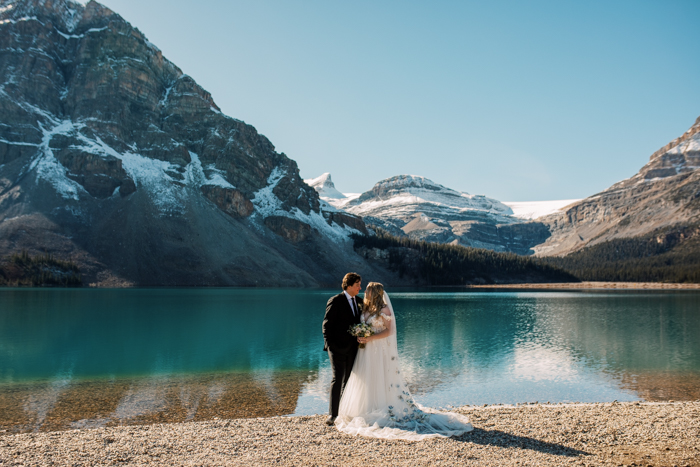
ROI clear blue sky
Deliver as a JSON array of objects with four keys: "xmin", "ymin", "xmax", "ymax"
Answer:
[{"xmin": 99, "ymin": 0, "xmax": 700, "ymax": 201}]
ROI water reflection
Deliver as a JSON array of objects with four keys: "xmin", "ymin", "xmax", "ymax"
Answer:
[
  {"xmin": 1, "ymin": 288, "xmax": 699, "ymax": 433},
  {"xmin": 526, "ymin": 292, "xmax": 700, "ymax": 401},
  {"xmin": 1, "ymin": 371, "xmax": 312, "ymax": 433},
  {"xmin": 383, "ymin": 291, "xmax": 700, "ymax": 407}
]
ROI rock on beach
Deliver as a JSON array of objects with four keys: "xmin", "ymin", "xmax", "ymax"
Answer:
[{"xmin": 1, "ymin": 401, "xmax": 699, "ymax": 466}]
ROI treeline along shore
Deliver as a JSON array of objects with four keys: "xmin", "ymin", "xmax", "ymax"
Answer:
[
  {"xmin": 353, "ymin": 225, "xmax": 700, "ymax": 286},
  {"xmin": 2, "ymin": 223, "xmax": 699, "ymax": 287}
]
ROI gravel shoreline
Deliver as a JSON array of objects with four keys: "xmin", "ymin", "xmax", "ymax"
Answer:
[
  {"xmin": 1, "ymin": 401, "xmax": 698, "ymax": 466},
  {"xmin": 467, "ymin": 282, "xmax": 700, "ymax": 289}
]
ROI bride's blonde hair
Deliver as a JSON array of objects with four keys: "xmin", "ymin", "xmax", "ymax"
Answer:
[{"xmin": 363, "ymin": 282, "xmax": 386, "ymax": 318}]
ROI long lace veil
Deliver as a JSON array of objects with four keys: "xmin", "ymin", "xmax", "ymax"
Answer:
[{"xmin": 383, "ymin": 291, "xmax": 399, "ymax": 357}]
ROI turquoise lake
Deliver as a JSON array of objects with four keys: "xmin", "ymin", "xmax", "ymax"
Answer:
[{"xmin": 1, "ymin": 288, "xmax": 699, "ymax": 433}]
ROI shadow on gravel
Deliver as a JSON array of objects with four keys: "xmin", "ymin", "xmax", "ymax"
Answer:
[{"xmin": 456, "ymin": 428, "xmax": 590, "ymax": 457}]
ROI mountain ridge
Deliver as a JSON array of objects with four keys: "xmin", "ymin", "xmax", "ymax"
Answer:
[
  {"xmin": 534, "ymin": 116, "xmax": 700, "ymax": 257},
  {"xmin": 307, "ymin": 174, "xmax": 552, "ymax": 255}
]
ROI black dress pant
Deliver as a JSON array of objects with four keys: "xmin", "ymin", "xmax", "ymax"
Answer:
[{"xmin": 328, "ymin": 349, "xmax": 357, "ymax": 417}]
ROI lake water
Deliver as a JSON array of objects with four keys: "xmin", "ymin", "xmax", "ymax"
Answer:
[{"xmin": 1, "ymin": 288, "xmax": 699, "ymax": 433}]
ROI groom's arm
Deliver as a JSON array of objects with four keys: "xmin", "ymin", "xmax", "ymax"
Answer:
[
  {"xmin": 322, "ymin": 297, "xmax": 339, "ymax": 336},
  {"xmin": 322, "ymin": 295, "xmax": 343, "ymax": 350}
]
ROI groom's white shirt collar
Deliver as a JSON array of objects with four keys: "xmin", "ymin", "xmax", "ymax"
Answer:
[{"xmin": 343, "ymin": 290, "xmax": 357, "ymax": 314}]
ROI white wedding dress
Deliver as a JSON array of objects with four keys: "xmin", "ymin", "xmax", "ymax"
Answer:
[{"xmin": 335, "ymin": 292, "xmax": 473, "ymax": 441}]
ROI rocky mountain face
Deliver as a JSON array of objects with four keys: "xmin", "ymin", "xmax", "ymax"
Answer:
[
  {"xmin": 535, "ymin": 116, "xmax": 700, "ymax": 256},
  {"xmin": 311, "ymin": 174, "xmax": 551, "ymax": 255},
  {"xmin": 0, "ymin": 0, "xmax": 383, "ymax": 286}
]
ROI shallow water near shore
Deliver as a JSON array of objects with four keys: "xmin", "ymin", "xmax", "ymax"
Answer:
[{"xmin": 1, "ymin": 287, "xmax": 699, "ymax": 433}]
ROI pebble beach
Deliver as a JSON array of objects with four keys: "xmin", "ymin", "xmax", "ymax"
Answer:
[
  {"xmin": 467, "ymin": 282, "xmax": 700, "ymax": 290},
  {"xmin": 1, "ymin": 401, "xmax": 698, "ymax": 467}
]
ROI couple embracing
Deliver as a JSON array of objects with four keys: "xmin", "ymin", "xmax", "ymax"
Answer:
[{"xmin": 322, "ymin": 272, "xmax": 473, "ymax": 441}]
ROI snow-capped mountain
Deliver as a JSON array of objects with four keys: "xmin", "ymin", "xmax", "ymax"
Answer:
[
  {"xmin": 534, "ymin": 116, "xmax": 700, "ymax": 256},
  {"xmin": 337, "ymin": 174, "xmax": 514, "ymax": 218},
  {"xmin": 304, "ymin": 173, "xmax": 346, "ymax": 199},
  {"xmin": 308, "ymin": 174, "xmax": 551, "ymax": 255},
  {"xmin": 0, "ymin": 0, "xmax": 382, "ymax": 286}
]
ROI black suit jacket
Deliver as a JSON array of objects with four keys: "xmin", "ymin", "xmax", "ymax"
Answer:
[{"xmin": 322, "ymin": 292, "xmax": 362, "ymax": 356}]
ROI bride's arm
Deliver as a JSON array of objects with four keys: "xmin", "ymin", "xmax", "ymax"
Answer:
[{"xmin": 363, "ymin": 307, "xmax": 393, "ymax": 342}]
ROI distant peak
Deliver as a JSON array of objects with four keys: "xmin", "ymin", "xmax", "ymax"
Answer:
[
  {"xmin": 369, "ymin": 174, "xmax": 461, "ymax": 197},
  {"xmin": 306, "ymin": 172, "xmax": 333, "ymax": 188},
  {"xmin": 304, "ymin": 173, "xmax": 346, "ymax": 199},
  {"xmin": 375, "ymin": 174, "xmax": 438, "ymax": 188}
]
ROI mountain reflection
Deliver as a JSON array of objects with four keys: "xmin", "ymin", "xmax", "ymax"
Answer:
[
  {"xmin": 527, "ymin": 292, "xmax": 700, "ymax": 400},
  {"xmin": 387, "ymin": 291, "xmax": 700, "ymax": 405},
  {"xmin": 529, "ymin": 292, "xmax": 700, "ymax": 372},
  {"xmin": 0, "ymin": 371, "xmax": 310, "ymax": 434}
]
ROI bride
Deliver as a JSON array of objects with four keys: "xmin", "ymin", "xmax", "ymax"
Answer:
[{"xmin": 334, "ymin": 282, "xmax": 473, "ymax": 440}]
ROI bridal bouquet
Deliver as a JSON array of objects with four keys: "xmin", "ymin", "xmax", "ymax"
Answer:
[{"xmin": 349, "ymin": 323, "xmax": 373, "ymax": 348}]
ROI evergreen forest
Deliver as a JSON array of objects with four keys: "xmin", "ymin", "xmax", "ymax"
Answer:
[
  {"xmin": 0, "ymin": 251, "xmax": 82, "ymax": 287},
  {"xmin": 352, "ymin": 229, "xmax": 578, "ymax": 285},
  {"xmin": 541, "ymin": 224, "xmax": 700, "ymax": 283}
]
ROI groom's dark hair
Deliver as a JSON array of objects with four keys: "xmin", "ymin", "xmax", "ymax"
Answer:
[{"xmin": 342, "ymin": 272, "xmax": 362, "ymax": 290}]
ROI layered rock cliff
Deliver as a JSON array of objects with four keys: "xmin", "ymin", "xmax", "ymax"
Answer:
[
  {"xmin": 535, "ymin": 116, "xmax": 700, "ymax": 256},
  {"xmin": 0, "ymin": 0, "xmax": 378, "ymax": 286}
]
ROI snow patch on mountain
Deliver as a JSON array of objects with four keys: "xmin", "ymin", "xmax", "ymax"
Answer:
[
  {"xmin": 0, "ymin": 0, "xmax": 87, "ymax": 32},
  {"xmin": 184, "ymin": 152, "xmax": 235, "ymax": 189},
  {"xmin": 252, "ymin": 167, "xmax": 286, "ymax": 217},
  {"xmin": 118, "ymin": 152, "xmax": 184, "ymax": 212},
  {"xmin": 318, "ymin": 199, "xmax": 340, "ymax": 213},
  {"xmin": 61, "ymin": 0, "xmax": 84, "ymax": 32},
  {"xmin": 503, "ymin": 199, "xmax": 580, "ymax": 220},
  {"xmin": 67, "ymin": 132, "xmax": 192, "ymax": 213},
  {"xmin": 661, "ymin": 131, "xmax": 700, "ymax": 165},
  {"xmin": 257, "ymin": 169, "xmax": 361, "ymax": 242},
  {"xmin": 0, "ymin": 15, "xmax": 38, "ymax": 25},
  {"xmin": 24, "ymin": 118, "xmax": 242, "ymax": 214},
  {"xmin": 302, "ymin": 208, "xmax": 359, "ymax": 243},
  {"xmin": 32, "ymin": 120, "xmax": 84, "ymax": 201}
]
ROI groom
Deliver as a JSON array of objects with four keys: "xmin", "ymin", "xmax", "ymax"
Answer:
[{"xmin": 322, "ymin": 272, "xmax": 363, "ymax": 426}]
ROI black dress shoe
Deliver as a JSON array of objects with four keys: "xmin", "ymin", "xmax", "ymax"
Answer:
[{"xmin": 325, "ymin": 416, "xmax": 336, "ymax": 426}]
